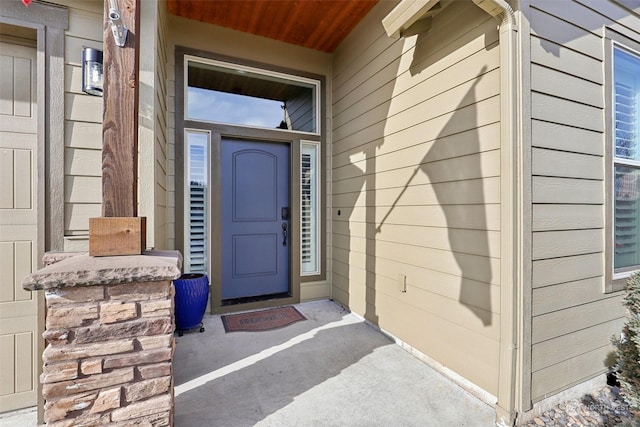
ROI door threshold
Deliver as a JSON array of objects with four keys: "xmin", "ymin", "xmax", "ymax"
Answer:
[{"xmin": 221, "ymin": 292, "xmax": 291, "ymax": 307}]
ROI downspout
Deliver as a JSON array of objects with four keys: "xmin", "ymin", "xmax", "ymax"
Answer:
[{"xmin": 471, "ymin": 1, "xmax": 520, "ymax": 426}]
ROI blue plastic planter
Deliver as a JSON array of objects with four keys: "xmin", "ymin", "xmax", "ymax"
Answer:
[{"xmin": 173, "ymin": 273, "xmax": 209, "ymax": 333}]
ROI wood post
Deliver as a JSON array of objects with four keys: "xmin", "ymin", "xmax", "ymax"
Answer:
[
  {"xmin": 102, "ymin": 0, "xmax": 140, "ymax": 218},
  {"xmin": 90, "ymin": 0, "xmax": 145, "ymax": 256}
]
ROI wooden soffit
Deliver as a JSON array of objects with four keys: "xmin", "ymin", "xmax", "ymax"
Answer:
[{"xmin": 166, "ymin": 0, "xmax": 379, "ymax": 52}]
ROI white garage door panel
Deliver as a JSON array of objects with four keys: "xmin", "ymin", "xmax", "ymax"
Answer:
[
  {"xmin": 0, "ymin": 41, "xmax": 39, "ymax": 413},
  {"xmin": 0, "ymin": 43, "xmax": 36, "ymax": 134},
  {"xmin": 0, "ymin": 132, "xmax": 37, "ymax": 226}
]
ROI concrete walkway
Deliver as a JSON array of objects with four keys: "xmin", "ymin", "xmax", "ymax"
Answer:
[{"xmin": 174, "ymin": 299, "xmax": 495, "ymax": 427}]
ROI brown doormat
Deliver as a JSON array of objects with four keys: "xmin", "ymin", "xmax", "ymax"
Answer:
[{"xmin": 221, "ymin": 306, "xmax": 306, "ymax": 333}]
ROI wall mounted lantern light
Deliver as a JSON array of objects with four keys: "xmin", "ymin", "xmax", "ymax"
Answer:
[{"xmin": 82, "ymin": 47, "xmax": 103, "ymax": 96}]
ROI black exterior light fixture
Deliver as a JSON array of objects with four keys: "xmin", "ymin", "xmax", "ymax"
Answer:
[{"xmin": 82, "ymin": 47, "xmax": 103, "ymax": 96}]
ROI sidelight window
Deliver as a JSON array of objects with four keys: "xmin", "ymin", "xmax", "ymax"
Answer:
[
  {"xmin": 185, "ymin": 130, "xmax": 209, "ymax": 274},
  {"xmin": 301, "ymin": 142, "xmax": 320, "ymax": 275}
]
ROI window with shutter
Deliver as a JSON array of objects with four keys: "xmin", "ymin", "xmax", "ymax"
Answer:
[
  {"xmin": 613, "ymin": 46, "xmax": 640, "ymax": 275},
  {"xmin": 301, "ymin": 142, "xmax": 319, "ymax": 275},
  {"xmin": 186, "ymin": 131, "xmax": 209, "ymax": 273}
]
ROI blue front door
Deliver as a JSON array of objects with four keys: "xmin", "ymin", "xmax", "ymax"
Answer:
[{"xmin": 221, "ymin": 139, "xmax": 290, "ymax": 300}]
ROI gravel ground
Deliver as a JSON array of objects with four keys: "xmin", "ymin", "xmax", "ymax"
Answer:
[{"xmin": 523, "ymin": 386, "xmax": 637, "ymax": 426}]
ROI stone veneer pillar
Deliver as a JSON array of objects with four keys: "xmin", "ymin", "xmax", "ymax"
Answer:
[{"xmin": 22, "ymin": 250, "xmax": 181, "ymax": 426}]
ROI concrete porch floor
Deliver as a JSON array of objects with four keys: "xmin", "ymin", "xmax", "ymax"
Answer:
[
  {"xmin": 174, "ymin": 299, "xmax": 495, "ymax": 426},
  {"xmin": 0, "ymin": 299, "xmax": 496, "ymax": 426}
]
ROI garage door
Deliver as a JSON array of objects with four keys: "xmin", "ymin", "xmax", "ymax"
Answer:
[{"xmin": 0, "ymin": 41, "xmax": 39, "ymax": 413}]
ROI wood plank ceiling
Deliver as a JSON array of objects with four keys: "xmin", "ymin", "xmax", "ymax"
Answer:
[{"xmin": 166, "ymin": 0, "xmax": 379, "ymax": 52}]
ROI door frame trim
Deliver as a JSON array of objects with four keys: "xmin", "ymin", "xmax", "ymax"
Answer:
[
  {"xmin": 194, "ymin": 124, "xmax": 304, "ymax": 314},
  {"xmin": 176, "ymin": 47, "xmax": 326, "ymax": 313},
  {"xmin": 213, "ymin": 133, "xmax": 300, "ymax": 312}
]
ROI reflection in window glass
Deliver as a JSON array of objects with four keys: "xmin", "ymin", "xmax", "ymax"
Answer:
[
  {"xmin": 613, "ymin": 46, "xmax": 640, "ymax": 272},
  {"xmin": 188, "ymin": 87, "xmax": 283, "ymax": 128},
  {"xmin": 187, "ymin": 59, "xmax": 318, "ymax": 133}
]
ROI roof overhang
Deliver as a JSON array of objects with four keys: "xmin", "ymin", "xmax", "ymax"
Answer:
[
  {"xmin": 381, "ymin": 0, "xmax": 442, "ymax": 39},
  {"xmin": 166, "ymin": 0, "xmax": 379, "ymax": 53}
]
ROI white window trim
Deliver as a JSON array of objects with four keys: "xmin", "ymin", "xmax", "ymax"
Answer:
[
  {"xmin": 607, "ymin": 37, "xmax": 640, "ymax": 291},
  {"xmin": 183, "ymin": 55, "xmax": 321, "ymax": 136}
]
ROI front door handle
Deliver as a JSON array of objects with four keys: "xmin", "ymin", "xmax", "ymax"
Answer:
[{"xmin": 282, "ymin": 222, "xmax": 288, "ymax": 246}]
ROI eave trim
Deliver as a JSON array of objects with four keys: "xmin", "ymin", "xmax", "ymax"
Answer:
[{"xmin": 381, "ymin": 0, "xmax": 440, "ymax": 39}]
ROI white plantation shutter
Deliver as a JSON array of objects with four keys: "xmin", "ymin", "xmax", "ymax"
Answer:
[
  {"xmin": 186, "ymin": 132, "xmax": 209, "ymax": 273},
  {"xmin": 301, "ymin": 142, "xmax": 319, "ymax": 274},
  {"xmin": 613, "ymin": 47, "xmax": 640, "ymax": 272}
]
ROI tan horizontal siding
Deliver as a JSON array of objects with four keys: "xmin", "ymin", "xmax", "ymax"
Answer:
[
  {"xmin": 531, "ymin": 65, "xmax": 603, "ymax": 109},
  {"xmin": 59, "ymin": 2, "xmax": 103, "ymax": 243},
  {"xmin": 332, "ymin": 260, "xmax": 499, "ymax": 338},
  {"xmin": 532, "ymin": 177, "xmax": 603, "ymax": 204},
  {"xmin": 300, "ymin": 282, "xmax": 330, "ymax": 301},
  {"xmin": 333, "ymin": 42, "xmax": 499, "ymax": 131},
  {"xmin": 334, "ymin": 149, "xmax": 500, "ymax": 191},
  {"xmin": 531, "ymin": 345, "xmax": 613, "ymax": 402},
  {"xmin": 64, "ymin": 148, "xmax": 101, "ymax": 177},
  {"xmin": 64, "ymin": 203, "xmax": 100, "ymax": 233},
  {"xmin": 531, "ymin": 92, "xmax": 603, "ymax": 132},
  {"xmin": 64, "ymin": 35, "xmax": 102, "ymax": 67},
  {"xmin": 332, "ymin": 0, "xmax": 500, "ymax": 395},
  {"xmin": 532, "ymin": 148, "xmax": 603, "ymax": 180},
  {"xmin": 336, "ymin": 237, "xmax": 500, "ymax": 288},
  {"xmin": 66, "ymin": 6, "xmax": 103, "ymax": 41},
  {"xmin": 65, "ymin": 121, "xmax": 101, "ymax": 150},
  {"xmin": 333, "ymin": 222, "xmax": 500, "ymax": 258},
  {"xmin": 532, "ymin": 277, "xmax": 609, "ymax": 316},
  {"xmin": 576, "ymin": 0, "xmax": 640, "ymax": 36},
  {"xmin": 333, "ymin": 92, "xmax": 500, "ymax": 157},
  {"xmin": 532, "ymin": 229, "xmax": 603, "ymax": 260},
  {"xmin": 337, "ymin": 204, "xmax": 501, "ymax": 232},
  {"xmin": 529, "ymin": 6, "xmax": 603, "ymax": 60},
  {"xmin": 333, "ymin": 177, "xmax": 501, "ymax": 208},
  {"xmin": 527, "ymin": 0, "xmax": 628, "ymax": 398},
  {"xmin": 531, "ymin": 120, "xmax": 603, "ymax": 156},
  {"xmin": 374, "ymin": 283, "xmax": 500, "ymax": 393},
  {"xmin": 64, "ymin": 176, "xmax": 101, "ymax": 203},
  {"xmin": 332, "ymin": 98, "xmax": 500, "ymax": 175},
  {"xmin": 64, "ymin": 93, "xmax": 102, "ymax": 123},
  {"xmin": 333, "ymin": 121, "xmax": 500, "ymax": 171},
  {"xmin": 532, "ymin": 296, "xmax": 622, "ymax": 344},
  {"xmin": 532, "ymin": 253, "xmax": 603, "ymax": 289},
  {"xmin": 532, "ymin": 319, "xmax": 624, "ymax": 371},
  {"xmin": 527, "ymin": 0, "xmax": 636, "ymax": 402},
  {"xmin": 532, "ymin": 204, "xmax": 604, "ymax": 231},
  {"xmin": 531, "ymin": 36, "xmax": 602, "ymax": 85}
]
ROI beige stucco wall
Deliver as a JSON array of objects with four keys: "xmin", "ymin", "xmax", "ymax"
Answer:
[
  {"xmin": 331, "ymin": 0, "xmax": 502, "ymax": 395},
  {"xmin": 525, "ymin": 0, "xmax": 635, "ymax": 403}
]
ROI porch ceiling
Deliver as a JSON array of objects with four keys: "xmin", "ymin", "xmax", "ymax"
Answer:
[{"xmin": 166, "ymin": 0, "xmax": 379, "ymax": 52}]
